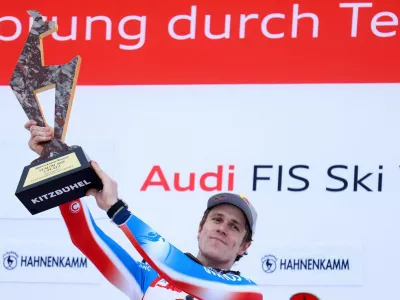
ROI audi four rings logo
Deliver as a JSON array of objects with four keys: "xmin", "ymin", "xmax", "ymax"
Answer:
[{"xmin": 69, "ymin": 201, "xmax": 81, "ymax": 213}]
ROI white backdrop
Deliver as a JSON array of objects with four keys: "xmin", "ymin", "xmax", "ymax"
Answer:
[{"xmin": 1, "ymin": 83, "xmax": 400, "ymax": 299}]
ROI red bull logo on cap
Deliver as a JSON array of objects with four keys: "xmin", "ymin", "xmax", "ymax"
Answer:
[
  {"xmin": 237, "ymin": 194, "xmax": 251, "ymax": 205},
  {"xmin": 215, "ymin": 195, "xmax": 228, "ymax": 202}
]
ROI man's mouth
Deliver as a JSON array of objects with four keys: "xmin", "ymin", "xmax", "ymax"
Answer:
[{"xmin": 210, "ymin": 237, "xmax": 226, "ymax": 245}]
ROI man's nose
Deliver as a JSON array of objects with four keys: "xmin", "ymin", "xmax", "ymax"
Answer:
[{"xmin": 217, "ymin": 222, "xmax": 227, "ymax": 235}]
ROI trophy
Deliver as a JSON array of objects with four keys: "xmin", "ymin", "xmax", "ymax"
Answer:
[{"xmin": 9, "ymin": 10, "xmax": 103, "ymax": 215}]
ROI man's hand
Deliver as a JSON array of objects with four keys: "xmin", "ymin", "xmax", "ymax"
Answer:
[
  {"xmin": 86, "ymin": 161, "xmax": 118, "ymax": 211},
  {"xmin": 24, "ymin": 119, "xmax": 118, "ymax": 212},
  {"xmin": 24, "ymin": 120, "xmax": 53, "ymax": 155}
]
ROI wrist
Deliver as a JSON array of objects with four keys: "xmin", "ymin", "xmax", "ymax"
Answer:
[
  {"xmin": 106, "ymin": 198, "xmax": 128, "ymax": 219},
  {"xmin": 105, "ymin": 198, "xmax": 118, "ymax": 211}
]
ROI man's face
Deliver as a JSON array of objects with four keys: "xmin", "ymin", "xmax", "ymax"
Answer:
[{"xmin": 197, "ymin": 204, "xmax": 251, "ymax": 267}]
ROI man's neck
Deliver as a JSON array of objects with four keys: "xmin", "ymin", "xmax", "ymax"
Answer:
[{"xmin": 195, "ymin": 252, "xmax": 233, "ymax": 271}]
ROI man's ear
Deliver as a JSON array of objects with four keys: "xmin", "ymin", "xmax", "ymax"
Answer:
[{"xmin": 237, "ymin": 241, "xmax": 252, "ymax": 256}]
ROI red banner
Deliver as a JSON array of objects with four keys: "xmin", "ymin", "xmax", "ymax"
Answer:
[{"xmin": 1, "ymin": 0, "xmax": 399, "ymax": 85}]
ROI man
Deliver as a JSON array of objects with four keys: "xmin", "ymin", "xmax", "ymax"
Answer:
[{"xmin": 24, "ymin": 120, "xmax": 259, "ymax": 299}]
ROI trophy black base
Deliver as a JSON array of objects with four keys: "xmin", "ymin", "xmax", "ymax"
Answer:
[{"xmin": 15, "ymin": 146, "xmax": 103, "ymax": 215}]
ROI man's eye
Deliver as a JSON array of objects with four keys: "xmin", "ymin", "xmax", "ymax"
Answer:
[
  {"xmin": 213, "ymin": 217, "xmax": 222, "ymax": 222},
  {"xmin": 230, "ymin": 224, "xmax": 240, "ymax": 231}
]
